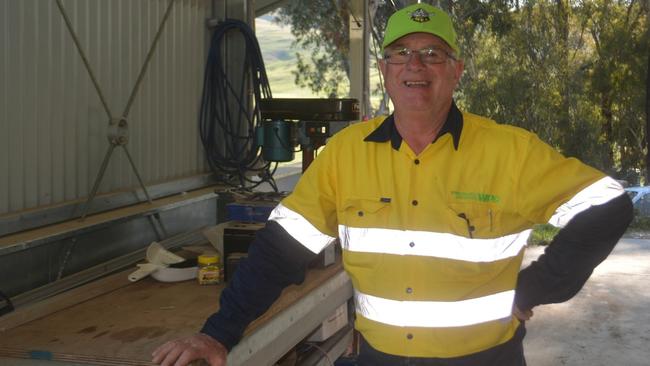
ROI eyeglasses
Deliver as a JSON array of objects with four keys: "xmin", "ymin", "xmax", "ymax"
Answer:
[{"xmin": 383, "ymin": 46, "xmax": 457, "ymax": 65}]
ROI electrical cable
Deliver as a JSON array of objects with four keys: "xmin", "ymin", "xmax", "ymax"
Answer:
[
  {"xmin": 300, "ymin": 342, "xmax": 335, "ymax": 366},
  {"xmin": 199, "ymin": 19, "xmax": 278, "ymax": 191}
]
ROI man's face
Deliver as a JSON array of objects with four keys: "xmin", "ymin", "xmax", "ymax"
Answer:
[{"xmin": 379, "ymin": 32, "xmax": 464, "ymax": 114}]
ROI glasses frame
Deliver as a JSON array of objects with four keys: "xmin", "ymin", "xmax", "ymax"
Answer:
[{"xmin": 383, "ymin": 46, "xmax": 457, "ymax": 65}]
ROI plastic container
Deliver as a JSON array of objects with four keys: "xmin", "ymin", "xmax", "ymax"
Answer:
[{"xmin": 197, "ymin": 254, "xmax": 221, "ymax": 285}]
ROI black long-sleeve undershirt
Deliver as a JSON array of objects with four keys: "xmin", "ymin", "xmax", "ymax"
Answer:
[{"xmin": 515, "ymin": 193, "xmax": 633, "ymax": 311}]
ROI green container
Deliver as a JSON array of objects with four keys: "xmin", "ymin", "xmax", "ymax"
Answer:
[{"xmin": 255, "ymin": 120, "xmax": 294, "ymax": 162}]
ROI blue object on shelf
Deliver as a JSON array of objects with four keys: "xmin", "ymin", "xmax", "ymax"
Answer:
[{"xmin": 226, "ymin": 201, "xmax": 276, "ymax": 222}]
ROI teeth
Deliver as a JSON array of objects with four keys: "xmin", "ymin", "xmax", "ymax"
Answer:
[{"xmin": 405, "ymin": 81, "xmax": 428, "ymax": 87}]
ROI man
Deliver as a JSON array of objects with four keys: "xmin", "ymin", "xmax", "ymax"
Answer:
[{"xmin": 152, "ymin": 4, "xmax": 632, "ymax": 365}]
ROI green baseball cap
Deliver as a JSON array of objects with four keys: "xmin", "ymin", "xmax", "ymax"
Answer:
[{"xmin": 382, "ymin": 3, "xmax": 459, "ymax": 55}]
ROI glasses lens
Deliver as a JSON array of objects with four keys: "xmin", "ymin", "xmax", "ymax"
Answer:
[
  {"xmin": 421, "ymin": 48, "xmax": 446, "ymax": 64},
  {"xmin": 385, "ymin": 48, "xmax": 410, "ymax": 64}
]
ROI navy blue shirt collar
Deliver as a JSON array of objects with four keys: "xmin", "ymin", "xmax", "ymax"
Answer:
[{"xmin": 364, "ymin": 101, "xmax": 463, "ymax": 151}]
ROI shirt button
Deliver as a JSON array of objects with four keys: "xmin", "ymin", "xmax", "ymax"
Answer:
[
  {"xmin": 358, "ymin": 211, "xmax": 364, "ymax": 217},
  {"xmin": 409, "ymin": 242, "xmax": 415, "ymax": 248},
  {"xmin": 406, "ymin": 287, "xmax": 413, "ymax": 294},
  {"xmin": 414, "ymin": 159, "xmax": 420, "ymax": 165},
  {"xmin": 406, "ymin": 333, "xmax": 414, "ymax": 340},
  {"xmin": 411, "ymin": 200, "xmax": 418, "ymax": 206}
]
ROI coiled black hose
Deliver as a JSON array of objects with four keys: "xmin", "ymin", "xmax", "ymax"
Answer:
[{"xmin": 199, "ymin": 19, "xmax": 277, "ymax": 191}]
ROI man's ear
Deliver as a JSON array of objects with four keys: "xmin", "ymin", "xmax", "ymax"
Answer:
[{"xmin": 453, "ymin": 59, "xmax": 464, "ymax": 84}]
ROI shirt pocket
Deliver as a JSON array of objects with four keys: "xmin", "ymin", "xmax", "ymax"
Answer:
[
  {"xmin": 447, "ymin": 202, "xmax": 500, "ymax": 239},
  {"xmin": 339, "ymin": 198, "xmax": 391, "ymax": 271},
  {"xmin": 339, "ymin": 198, "xmax": 391, "ymax": 248},
  {"xmin": 341, "ymin": 198, "xmax": 391, "ymax": 227}
]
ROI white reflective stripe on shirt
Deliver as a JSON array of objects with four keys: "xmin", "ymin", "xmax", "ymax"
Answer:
[
  {"xmin": 355, "ymin": 289, "xmax": 515, "ymax": 328},
  {"xmin": 549, "ymin": 176, "xmax": 624, "ymax": 228},
  {"xmin": 338, "ymin": 226, "xmax": 529, "ymax": 262},
  {"xmin": 268, "ymin": 203, "xmax": 337, "ymax": 254}
]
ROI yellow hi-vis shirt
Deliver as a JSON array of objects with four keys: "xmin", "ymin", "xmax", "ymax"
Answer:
[{"xmin": 269, "ymin": 105, "xmax": 623, "ymax": 358}]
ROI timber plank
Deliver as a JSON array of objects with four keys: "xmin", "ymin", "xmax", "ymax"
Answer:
[
  {"xmin": 0, "ymin": 269, "xmax": 134, "ymax": 332},
  {"xmin": 0, "ymin": 262, "xmax": 342, "ymax": 364}
]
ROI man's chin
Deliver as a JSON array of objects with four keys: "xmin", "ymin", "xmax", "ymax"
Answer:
[{"xmin": 395, "ymin": 99, "xmax": 434, "ymax": 112}]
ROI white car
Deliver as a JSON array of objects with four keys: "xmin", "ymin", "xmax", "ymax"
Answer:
[{"xmin": 625, "ymin": 186, "xmax": 650, "ymax": 216}]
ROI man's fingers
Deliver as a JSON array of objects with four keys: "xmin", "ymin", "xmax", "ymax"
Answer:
[
  {"xmin": 152, "ymin": 334, "xmax": 226, "ymax": 366},
  {"xmin": 159, "ymin": 345, "xmax": 184, "ymax": 366},
  {"xmin": 152, "ymin": 340, "xmax": 174, "ymax": 360},
  {"xmin": 152, "ymin": 340, "xmax": 180, "ymax": 364},
  {"xmin": 175, "ymin": 349, "xmax": 204, "ymax": 366},
  {"xmin": 513, "ymin": 305, "xmax": 534, "ymax": 321}
]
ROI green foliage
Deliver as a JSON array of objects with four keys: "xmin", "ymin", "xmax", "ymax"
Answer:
[
  {"xmin": 575, "ymin": 0, "xmax": 649, "ymax": 178},
  {"xmin": 458, "ymin": 0, "xmax": 648, "ymax": 178},
  {"xmin": 528, "ymin": 224, "xmax": 560, "ymax": 246}
]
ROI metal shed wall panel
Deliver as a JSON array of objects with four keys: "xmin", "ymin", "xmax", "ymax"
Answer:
[{"xmin": 0, "ymin": 0, "xmax": 211, "ymax": 215}]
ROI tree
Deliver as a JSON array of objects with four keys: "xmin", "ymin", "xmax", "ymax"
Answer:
[
  {"xmin": 460, "ymin": 0, "xmax": 647, "ymax": 178},
  {"xmin": 576, "ymin": 0, "xmax": 648, "ymax": 179}
]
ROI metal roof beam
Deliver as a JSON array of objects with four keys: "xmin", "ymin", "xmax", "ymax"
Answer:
[{"xmin": 255, "ymin": 0, "xmax": 290, "ymax": 16}]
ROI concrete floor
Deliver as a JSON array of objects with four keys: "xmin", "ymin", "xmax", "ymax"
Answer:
[{"xmin": 522, "ymin": 238, "xmax": 650, "ymax": 366}]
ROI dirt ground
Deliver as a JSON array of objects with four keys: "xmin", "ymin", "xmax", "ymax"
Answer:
[{"xmin": 522, "ymin": 238, "xmax": 650, "ymax": 366}]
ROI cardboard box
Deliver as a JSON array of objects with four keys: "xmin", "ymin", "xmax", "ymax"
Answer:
[{"xmin": 307, "ymin": 303, "xmax": 348, "ymax": 342}]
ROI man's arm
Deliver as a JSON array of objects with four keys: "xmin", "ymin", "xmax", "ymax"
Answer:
[
  {"xmin": 514, "ymin": 193, "xmax": 633, "ymax": 311},
  {"xmin": 201, "ymin": 220, "xmax": 318, "ymax": 348},
  {"xmin": 152, "ymin": 220, "xmax": 317, "ymax": 365}
]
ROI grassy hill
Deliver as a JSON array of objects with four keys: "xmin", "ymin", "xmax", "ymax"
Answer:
[{"xmin": 255, "ymin": 16, "xmax": 321, "ymax": 98}]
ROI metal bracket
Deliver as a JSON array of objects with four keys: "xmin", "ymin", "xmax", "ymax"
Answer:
[{"xmin": 108, "ymin": 117, "xmax": 129, "ymax": 146}]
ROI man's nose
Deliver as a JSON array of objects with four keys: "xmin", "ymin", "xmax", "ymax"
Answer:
[{"xmin": 406, "ymin": 52, "xmax": 425, "ymax": 70}]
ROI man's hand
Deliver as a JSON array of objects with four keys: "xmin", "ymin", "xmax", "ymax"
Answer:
[
  {"xmin": 152, "ymin": 333, "xmax": 227, "ymax": 366},
  {"xmin": 513, "ymin": 305, "xmax": 533, "ymax": 322}
]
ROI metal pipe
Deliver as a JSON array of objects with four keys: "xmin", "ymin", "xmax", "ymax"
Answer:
[
  {"xmin": 80, "ymin": 144, "xmax": 116, "ymax": 220},
  {"xmin": 54, "ymin": 0, "xmax": 114, "ymax": 120},
  {"xmin": 122, "ymin": 0, "xmax": 177, "ymax": 118}
]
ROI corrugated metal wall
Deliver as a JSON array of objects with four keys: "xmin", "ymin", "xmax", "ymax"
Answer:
[{"xmin": 0, "ymin": 0, "xmax": 211, "ymax": 216}]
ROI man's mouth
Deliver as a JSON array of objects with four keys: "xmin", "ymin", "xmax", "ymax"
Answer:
[{"xmin": 404, "ymin": 81, "xmax": 430, "ymax": 88}]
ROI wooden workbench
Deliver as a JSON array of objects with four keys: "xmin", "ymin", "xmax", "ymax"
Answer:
[{"xmin": 0, "ymin": 261, "xmax": 347, "ymax": 366}]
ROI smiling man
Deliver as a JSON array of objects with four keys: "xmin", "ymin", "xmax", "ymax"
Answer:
[{"xmin": 153, "ymin": 4, "xmax": 632, "ymax": 366}]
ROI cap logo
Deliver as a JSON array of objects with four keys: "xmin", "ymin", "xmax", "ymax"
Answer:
[{"xmin": 410, "ymin": 8, "xmax": 431, "ymax": 23}]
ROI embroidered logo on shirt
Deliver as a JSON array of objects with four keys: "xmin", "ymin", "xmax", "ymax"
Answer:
[{"xmin": 451, "ymin": 191, "xmax": 500, "ymax": 203}]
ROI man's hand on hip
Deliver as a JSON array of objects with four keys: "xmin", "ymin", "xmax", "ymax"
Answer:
[
  {"xmin": 513, "ymin": 305, "xmax": 534, "ymax": 322},
  {"xmin": 152, "ymin": 333, "xmax": 227, "ymax": 366}
]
